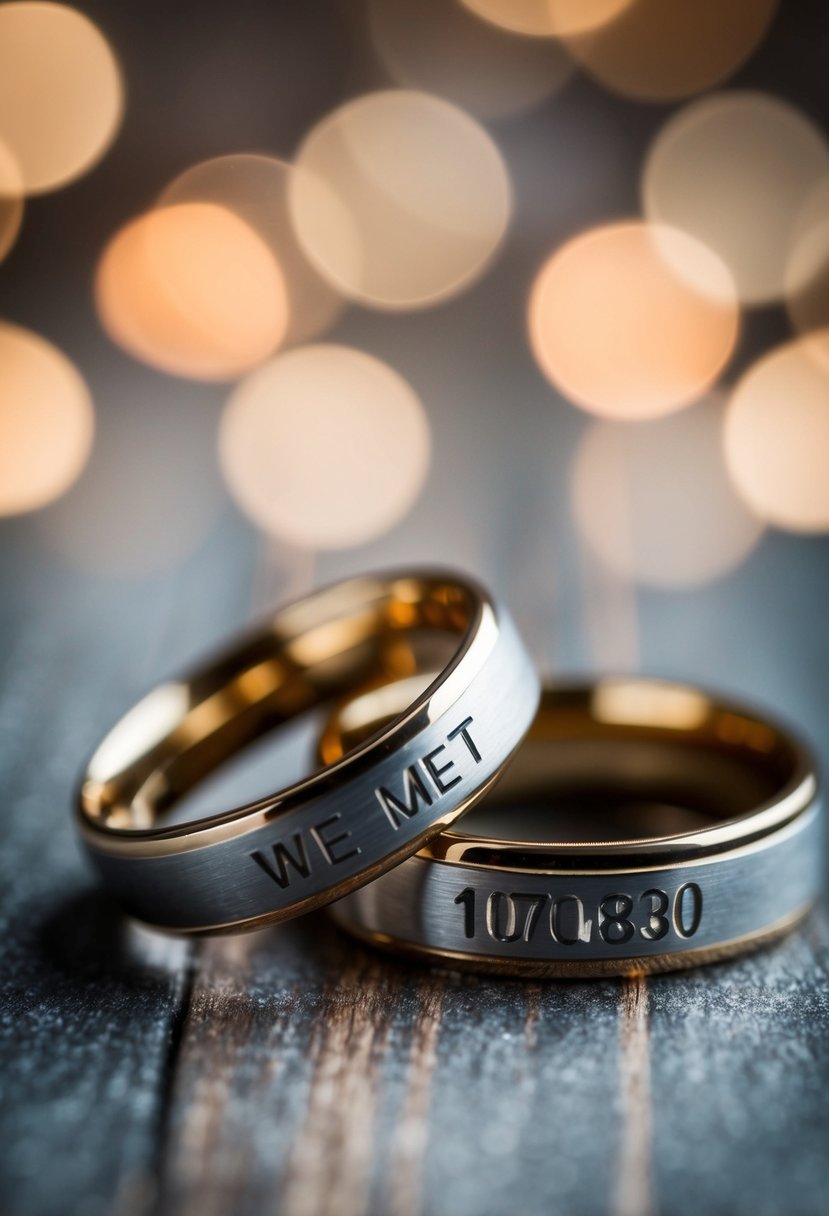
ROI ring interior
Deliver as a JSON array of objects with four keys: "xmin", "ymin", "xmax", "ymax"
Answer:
[
  {"xmin": 321, "ymin": 677, "xmax": 806, "ymax": 864},
  {"xmin": 80, "ymin": 575, "xmax": 476, "ymax": 832}
]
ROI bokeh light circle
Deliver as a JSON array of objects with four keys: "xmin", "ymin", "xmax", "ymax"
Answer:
[
  {"xmin": 724, "ymin": 338, "xmax": 829, "ymax": 533},
  {"xmin": 572, "ymin": 394, "xmax": 763, "ymax": 588},
  {"xmin": 785, "ymin": 177, "xmax": 829, "ymax": 359},
  {"xmin": 369, "ymin": 0, "xmax": 574, "ymax": 119},
  {"xmin": 159, "ymin": 155, "xmax": 343, "ymax": 348},
  {"xmin": 528, "ymin": 221, "xmax": 739, "ymax": 420},
  {"xmin": 644, "ymin": 92, "xmax": 829, "ymax": 306},
  {"xmin": 0, "ymin": 138, "xmax": 24, "ymax": 264},
  {"xmin": 0, "ymin": 321, "xmax": 94, "ymax": 515},
  {"xmin": 567, "ymin": 0, "xmax": 778, "ymax": 102},
  {"xmin": 96, "ymin": 203, "xmax": 289, "ymax": 382},
  {"xmin": 220, "ymin": 344, "xmax": 431, "ymax": 549},
  {"xmin": 458, "ymin": 0, "xmax": 634, "ymax": 39},
  {"xmin": 289, "ymin": 90, "xmax": 512, "ymax": 311},
  {"xmin": 0, "ymin": 2, "xmax": 123, "ymax": 194}
]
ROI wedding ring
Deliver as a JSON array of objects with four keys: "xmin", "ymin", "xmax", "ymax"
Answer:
[
  {"xmin": 326, "ymin": 678, "xmax": 821, "ymax": 976},
  {"xmin": 77, "ymin": 570, "xmax": 539, "ymax": 933}
]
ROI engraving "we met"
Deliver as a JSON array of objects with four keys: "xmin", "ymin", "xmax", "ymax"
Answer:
[
  {"xmin": 375, "ymin": 716, "xmax": 481, "ymax": 829},
  {"xmin": 248, "ymin": 716, "xmax": 481, "ymax": 890}
]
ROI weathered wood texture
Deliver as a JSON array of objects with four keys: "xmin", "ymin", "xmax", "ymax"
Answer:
[
  {"xmin": 0, "ymin": 523, "xmax": 255, "ymax": 1216},
  {"xmin": 2, "ymin": 526, "xmax": 829, "ymax": 1216},
  {"xmin": 152, "ymin": 918, "xmax": 829, "ymax": 1216}
]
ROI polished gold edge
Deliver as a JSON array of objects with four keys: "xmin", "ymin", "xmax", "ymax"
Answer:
[
  {"xmin": 419, "ymin": 797, "xmax": 820, "ymax": 879},
  {"xmin": 78, "ymin": 570, "xmax": 503, "ymax": 859},
  {"xmin": 322, "ymin": 676, "xmax": 820, "ymax": 861},
  {"xmin": 429, "ymin": 774, "xmax": 818, "ymax": 862},
  {"xmin": 331, "ymin": 904, "xmax": 815, "ymax": 978}
]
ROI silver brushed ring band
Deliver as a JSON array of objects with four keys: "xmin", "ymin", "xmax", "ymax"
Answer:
[
  {"xmin": 76, "ymin": 570, "xmax": 539, "ymax": 933},
  {"xmin": 328, "ymin": 679, "xmax": 821, "ymax": 976}
]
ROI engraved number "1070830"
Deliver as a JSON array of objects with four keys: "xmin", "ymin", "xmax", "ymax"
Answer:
[{"xmin": 454, "ymin": 884, "xmax": 703, "ymax": 946}]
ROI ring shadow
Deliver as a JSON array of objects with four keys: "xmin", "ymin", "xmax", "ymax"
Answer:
[
  {"xmin": 34, "ymin": 887, "xmax": 186, "ymax": 994},
  {"xmin": 33, "ymin": 886, "xmax": 409, "ymax": 996}
]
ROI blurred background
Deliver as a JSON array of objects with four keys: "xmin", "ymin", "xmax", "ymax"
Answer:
[{"xmin": 1, "ymin": 0, "xmax": 828, "ymax": 750}]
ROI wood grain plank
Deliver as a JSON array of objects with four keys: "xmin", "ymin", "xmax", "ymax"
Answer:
[
  {"xmin": 412, "ymin": 968, "xmax": 623, "ymax": 1216},
  {"xmin": 381, "ymin": 975, "xmax": 444, "ymax": 1216},
  {"xmin": 156, "ymin": 920, "xmax": 629, "ymax": 1216},
  {"xmin": 647, "ymin": 915, "xmax": 829, "ymax": 1216},
  {"xmin": 154, "ymin": 910, "xmax": 829, "ymax": 1216},
  {"xmin": 156, "ymin": 922, "xmax": 398, "ymax": 1216},
  {"xmin": 0, "ymin": 525, "xmax": 255, "ymax": 1216},
  {"xmin": 614, "ymin": 976, "xmax": 653, "ymax": 1216},
  {"xmin": 4, "ymin": 523, "xmax": 829, "ymax": 1216}
]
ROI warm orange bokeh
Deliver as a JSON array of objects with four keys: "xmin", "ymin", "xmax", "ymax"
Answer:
[
  {"xmin": 459, "ymin": 0, "xmax": 634, "ymax": 39},
  {"xmin": 369, "ymin": 0, "xmax": 574, "ymax": 119},
  {"xmin": 0, "ymin": 137, "xmax": 24, "ymax": 264},
  {"xmin": 159, "ymin": 155, "xmax": 343, "ymax": 349},
  {"xmin": 568, "ymin": 0, "xmax": 778, "ymax": 102},
  {"xmin": 289, "ymin": 90, "xmax": 512, "ymax": 311},
  {"xmin": 785, "ymin": 178, "xmax": 829, "ymax": 351},
  {"xmin": 96, "ymin": 203, "xmax": 289, "ymax": 381},
  {"xmin": 220, "ymin": 344, "xmax": 431, "ymax": 549},
  {"xmin": 529, "ymin": 222, "xmax": 739, "ymax": 420},
  {"xmin": 644, "ymin": 92, "xmax": 829, "ymax": 306},
  {"xmin": 0, "ymin": 2, "xmax": 123, "ymax": 194},
  {"xmin": 0, "ymin": 321, "xmax": 94, "ymax": 515},
  {"xmin": 725, "ymin": 337, "xmax": 829, "ymax": 533}
]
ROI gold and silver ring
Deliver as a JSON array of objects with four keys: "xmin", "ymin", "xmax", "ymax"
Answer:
[
  {"xmin": 325, "ymin": 678, "xmax": 821, "ymax": 976},
  {"xmin": 76, "ymin": 570, "xmax": 540, "ymax": 933},
  {"xmin": 76, "ymin": 570, "xmax": 821, "ymax": 973}
]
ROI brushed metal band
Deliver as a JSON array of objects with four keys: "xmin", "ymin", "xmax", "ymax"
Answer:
[
  {"xmin": 328, "ymin": 680, "xmax": 822, "ymax": 976},
  {"xmin": 76, "ymin": 570, "xmax": 539, "ymax": 933}
]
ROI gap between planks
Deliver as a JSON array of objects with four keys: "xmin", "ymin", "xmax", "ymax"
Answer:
[
  {"xmin": 614, "ymin": 975, "xmax": 654, "ymax": 1216},
  {"xmin": 278, "ymin": 960, "xmax": 446, "ymax": 1216}
]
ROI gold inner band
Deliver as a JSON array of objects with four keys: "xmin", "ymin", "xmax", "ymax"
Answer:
[
  {"xmin": 80, "ymin": 574, "xmax": 478, "ymax": 832},
  {"xmin": 320, "ymin": 676, "xmax": 815, "ymax": 863}
]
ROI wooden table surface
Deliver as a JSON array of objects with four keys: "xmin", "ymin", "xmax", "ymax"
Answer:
[{"xmin": 2, "ymin": 516, "xmax": 828, "ymax": 1216}]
